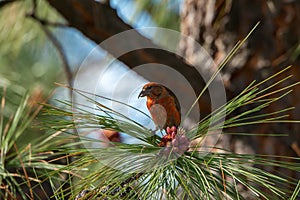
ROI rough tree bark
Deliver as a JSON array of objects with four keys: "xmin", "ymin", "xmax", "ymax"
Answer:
[{"xmin": 179, "ymin": 0, "xmax": 300, "ymax": 186}]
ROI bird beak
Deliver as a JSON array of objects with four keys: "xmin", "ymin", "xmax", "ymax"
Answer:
[{"xmin": 138, "ymin": 89, "xmax": 147, "ymax": 98}]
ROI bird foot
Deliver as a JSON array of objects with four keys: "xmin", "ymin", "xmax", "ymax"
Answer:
[
  {"xmin": 158, "ymin": 126, "xmax": 177, "ymax": 147},
  {"xmin": 158, "ymin": 126, "xmax": 190, "ymax": 155}
]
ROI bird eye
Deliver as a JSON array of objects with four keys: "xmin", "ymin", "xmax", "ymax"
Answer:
[{"xmin": 147, "ymin": 86, "xmax": 152, "ymax": 90}]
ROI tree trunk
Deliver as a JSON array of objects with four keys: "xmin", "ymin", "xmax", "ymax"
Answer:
[{"xmin": 179, "ymin": 0, "xmax": 300, "ymax": 184}]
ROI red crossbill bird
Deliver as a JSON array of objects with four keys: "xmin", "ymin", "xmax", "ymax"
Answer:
[{"xmin": 138, "ymin": 82, "xmax": 181, "ymax": 132}]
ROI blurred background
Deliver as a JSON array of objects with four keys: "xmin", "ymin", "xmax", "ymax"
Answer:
[
  {"xmin": 1, "ymin": 0, "xmax": 299, "ymax": 153},
  {"xmin": 0, "ymin": 0, "xmax": 300, "ymax": 198}
]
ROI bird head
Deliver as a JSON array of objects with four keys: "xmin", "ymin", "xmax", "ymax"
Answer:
[{"xmin": 138, "ymin": 82, "xmax": 163, "ymax": 99}]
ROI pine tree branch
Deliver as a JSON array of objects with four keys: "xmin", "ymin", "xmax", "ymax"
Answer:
[
  {"xmin": 27, "ymin": 1, "xmax": 73, "ymax": 90},
  {"xmin": 45, "ymin": 0, "xmax": 206, "ymax": 97}
]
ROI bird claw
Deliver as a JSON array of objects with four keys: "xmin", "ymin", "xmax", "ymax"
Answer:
[{"xmin": 158, "ymin": 126, "xmax": 190, "ymax": 155}]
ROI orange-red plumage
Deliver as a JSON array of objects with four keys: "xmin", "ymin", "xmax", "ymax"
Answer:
[{"xmin": 138, "ymin": 82, "xmax": 181, "ymax": 131}]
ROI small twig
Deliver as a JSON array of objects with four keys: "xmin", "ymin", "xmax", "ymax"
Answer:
[
  {"xmin": 27, "ymin": 12, "xmax": 68, "ymax": 27},
  {"xmin": 40, "ymin": 23, "xmax": 73, "ymax": 87},
  {"xmin": 28, "ymin": 13, "xmax": 73, "ymax": 87},
  {"xmin": 291, "ymin": 142, "xmax": 300, "ymax": 157},
  {"xmin": 27, "ymin": 0, "xmax": 73, "ymax": 95},
  {"xmin": 28, "ymin": 0, "xmax": 67, "ymax": 27}
]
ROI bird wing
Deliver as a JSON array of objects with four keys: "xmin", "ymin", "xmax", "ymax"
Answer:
[{"xmin": 165, "ymin": 87, "xmax": 181, "ymax": 115}]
